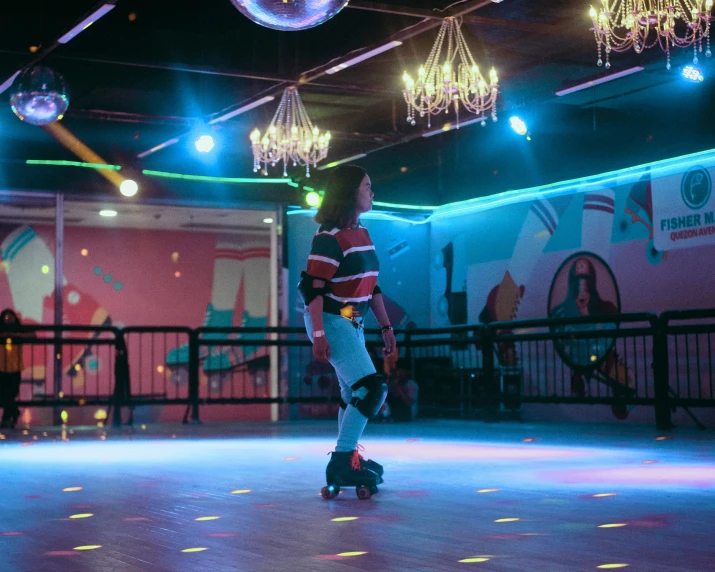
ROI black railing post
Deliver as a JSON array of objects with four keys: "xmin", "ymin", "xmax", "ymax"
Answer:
[
  {"xmin": 187, "ymin": 329, "xmax": 201, "ymax": 424},
  {"xmin": 653, "ymin": 316, "xmax": 672, "ymax": 430},
  {"xmin": 481, "ymin": 325, "xmax": 499, "ymax": 417},
  {"xmin": 112, "ymin": 332, "xmax": 129, "ymax": 428}
]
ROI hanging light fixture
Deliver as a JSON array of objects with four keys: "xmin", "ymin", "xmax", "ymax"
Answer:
[
  {"xmin": 250, "ymin": 87, "xmax": 330, "ymax": 178},
  {"xmin": 402, "ymin": 17, "xmax": 499, "ymax": 129},
  {"xmin": 589, "ymin": 0, "xmax": 713, "ymax": 70}
]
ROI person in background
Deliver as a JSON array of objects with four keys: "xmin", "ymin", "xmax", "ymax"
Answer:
[
  {"xmin": 0, "ymin": 309, "xmax": 28, "ymax": 428},
  {"xmin": 385, "ymin": 358, "xmax": 419, "ymax": 422}
]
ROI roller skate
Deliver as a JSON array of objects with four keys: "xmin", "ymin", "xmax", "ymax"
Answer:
[
  {"xmin": 321, "ymin": 450, "xmax": 381, "ymax": 500},
  {"xmin": 356, "ymin": 444, "xmax": 384, "ymax": 483}
]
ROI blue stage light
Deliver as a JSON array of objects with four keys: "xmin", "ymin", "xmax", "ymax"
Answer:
[
  {"xmin": 195, "ymin": 134, "xmax": 215, "ymax": 153},
  {"xmin": 682, "ymin": 66, "xmax": 704, "ymax": 82},
  {"xmin": 509, "ymin": 116, "xmax": 528, "ymax": 136}
]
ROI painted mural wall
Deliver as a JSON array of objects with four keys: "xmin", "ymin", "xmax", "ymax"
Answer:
[
  {"xmin": 430, "ymin": 164, "xmax": 715, "ymax": 425},
  {"xmin": 0, "ymin": 223, "xmax": 271, "ymax": 425}
]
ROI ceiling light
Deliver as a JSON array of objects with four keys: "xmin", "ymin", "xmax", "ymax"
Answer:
[
  {"xmin": 509, "ymin": 116, "xmax": 528, "ymax": 136},
  {"xmin": 57, "ymin": 4, "xmax": 116, "ymax": 44},
  {"xmin": 99, "ymin": 209, "xmax": 117, "ymax": 217},
  {"xmin": 325, "ymin": 41, "xmax": 402, "ymax": 75},
  {"xmin": 403, "ymin": 19, "xmax": 498, "ymax": 127},
  {"xmin": 208, "ymin": 95, "xmax": 276, "ymax": 124},
  {"xmin": 316, "ymin": 154, "xmax": 367, "ymax": 170},
  {"xmin": 194, "ymin": 135, "xmax": 215, "ymax": 153},
  {"xmin": 119, "ymin": 179, "xmax": 138, "ymax": 197},
  {"xmin": 682, "ymin": 65, "xmax": 705, "ymax": 82},
  {"xmin": 554, "ymin": 67, "xmax": 644, "ymax": 96},
  {"xmin": 0, "ymin": 71, "xmax": 21, "ymax": 96},
  {"xmin": 590, "ymin": 1, "xmax": 713, "ymax": 69},
  {"xmin": 263, "ymin": 217, "xmax": 274, "ymax": 224}
]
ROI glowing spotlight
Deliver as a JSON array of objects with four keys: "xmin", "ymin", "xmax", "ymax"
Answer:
[
  {"xmin": 459, "ymin": 557, "xmax": 490, "ymax": 563},
  {"xmin": 73, "ymin": 545, "xmax": 101, "ymax": 551},
  {"xmin": 69, "ymin": 513, "xmax": 93, "ymax": 519},
  {"xmin": 263, "ymin": 217, "xmax": 274, "ymax": 224},
  {"xmin": 80, "ymin": 248, "xmax": 88, "ymax": 256},
  {"xmin": 99, "ymin": 209, "xmax": 117, "ymax": 217},
  {"xmin": 477, "ymin": 488, "xmax": 500, "ymax": 493},
  {"xmin": 60, "ymin": 410, "xmax": 68, "ymax": 423},
  {"xmin": 181, "ymin": 547, "xmax": 208, "ymax": 553},
  {"xmin": 94, "ymin": 409, "xmax": 107, "ymax": 420},
  {"xmin": 509, "ymin": 116, "xmax": 528, "ymax": 136},
  {"xmin": 494, "ymin": 518, "xmax": 520, "ymax": 522},
  {"xmin": 305, "ymin": 191, "xmax": 321, "ymax": 207},
  {"xmin": 62, "ymin": 487, "xmax": 83, "ymax": 492},
  {"xmin": 597, "ymin": 565, "xmax": 629, "ymax": 569},
  {"xmin": 598, "ymin": 523, "xmax": 627, "ymax": 528},
  {"xmin": 337, "ymin": 552, "xmax": 367, "ymax": 557},
  {"xmin": 157, "ymin": 365, "xmax": 164, "ymax": 374},
  {"xmin": 682, "ymin": 66, "xmax": 704, "ymax": 82},
  {"xmin": 41, "ymin": 265, "xmax": 50, "ymax": 274},
  {"xmin": 120, "ymin": 179, "xmax": 138, "ymax": 197},
  {"xmin": 194, "ymin": 516, "xmax": 220, "ymax": 521},
  {"xmin": 195, "ymin": 135, "xmax": 215, "ymax": 153},
  {"xmin": 331, "ymin": 517, "xmax": 359, "ymax": 522},
  {"xmin": 231, "ymin": 489, "xmax": 251, "ymax": 494},
  {"xmin": 592, "ymin": 492, "xmax": 618, "ymax": 498}
]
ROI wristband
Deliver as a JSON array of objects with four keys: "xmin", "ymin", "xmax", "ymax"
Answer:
[
  {"xmin": 381, "ymin": 325, "xmax": 393, "ymax": 333},
  {"xmin": 313, "ymin": 330, "xmax": 325, "ymax": 338}
]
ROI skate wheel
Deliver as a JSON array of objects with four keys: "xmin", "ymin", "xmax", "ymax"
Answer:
[
  {"xmin": 321, "ymin": 486, "xmax": 337, "ymax": 500},
  {"xmin": 356, "ymin": 486, "xmax": 372, "ymax": 500},
  {"xmin": 611, "ymin": 403, "xmax": 629, "ymax": 420},
  {"xmin": 369, "ymin": 485, "xmax": 379, "ymax": 495}
]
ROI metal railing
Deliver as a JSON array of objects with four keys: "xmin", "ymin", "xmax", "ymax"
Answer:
[{"xmin": 4, "ymin": 309, "xmax": 715, "ymax": 429}]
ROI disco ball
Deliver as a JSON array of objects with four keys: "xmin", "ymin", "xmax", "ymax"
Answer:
[
  {"xmin": 229, "ymin": 0, "xmax": 349, "ymax": 31},
  {"xmin": 9, "ymin": 66, "xmax": 69, "ymax": 126}
]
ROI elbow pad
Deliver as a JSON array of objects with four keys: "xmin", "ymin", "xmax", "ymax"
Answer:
[
  {"xmin": 373, "ymin": 284, "xmax": 382, "ymax": 296},
  {"xmin": 298, "ymin": 272, "xmax": 327, "ymax": 305}
]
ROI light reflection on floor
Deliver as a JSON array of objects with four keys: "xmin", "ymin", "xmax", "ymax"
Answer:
[{"xmin": 0, "ymin": 420, "xmax": 713, "ymax": 571}]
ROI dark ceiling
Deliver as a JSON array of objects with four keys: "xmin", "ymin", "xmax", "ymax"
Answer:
[{"xmin": 1, "ymin": 0, "xmax": 714, "ymax": 208}]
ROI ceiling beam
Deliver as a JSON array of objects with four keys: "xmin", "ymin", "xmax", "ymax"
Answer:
[{"xmin": 346, "ymin": 0, "xmax": 562, "ymax": 34}]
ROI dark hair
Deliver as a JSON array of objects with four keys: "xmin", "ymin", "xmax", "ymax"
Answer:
[
  {"xmin": 0, "ymin": 308, "xmax": 20, "ymax": 330},
  {"xmin": 314, "ymin": 164, "xmax": 367, "ymax": 229}
]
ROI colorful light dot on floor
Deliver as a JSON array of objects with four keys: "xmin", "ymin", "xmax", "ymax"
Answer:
[
  {"xmin": 69, "ymin": 514, "xmax": 93, "ymax": 519},
  {"xmin": 523, "ymin": 438, "xmax": 539, "ymax": 442},
  {"xmin": 494, "ymin": 518, "xmax": 520, "ymax": 522},
  {"xmin": 284, "ymin": 456, "xmax": 300, "ymax": 461},
  {"xmin": 655, "ymin": 436, "xmax": 673, "ymax": 441},
  {"xmin": 337, "ymin": 551, "xmax": 367, "ymax": 557},
  {"xmin": 62, "ymin": 487, "xmax": 83, "ymax": 492},
  {"xmin": 477, "ymin": 488, "xmax": 500, "ymax": 493},
  {"xmin": 642, "ymin": 460, "xmax": 659, "ymax": 464},
  {"xmin": 597, "ymin": 565, "xmax": 629, "ymax": 569},
  {"xmin": 459, "ymin": 557, "xmax": 490, "ymax": 563},
  {"xmin": 599, "ymin": 523, "xmax": 627, "ymax": 528},
  {"xmin": 195, "ymin": 516, "xmax": 220, "ymax": 521},
  {"xmin": 182, "ymin": 547, "xmax": 208, "ymax": 553},
  {"xmin": 73, "ymin": 545, "xmax": 101, "ymax": 551},
  {"xmin": 231, "ymin": 489, "xmax": 251, "ymax": 494},
  {"xmin": 331, "ymin": 517, "xmax": 359, "ymax": 522},
  {"xmin": 591, "ymin": 493, "xmax": 618, "ymax": 498}
]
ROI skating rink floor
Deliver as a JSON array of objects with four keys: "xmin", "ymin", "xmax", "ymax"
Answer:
[{"xmin": 1, "ymin": 419, "xmax": 714, "ymax": 571}]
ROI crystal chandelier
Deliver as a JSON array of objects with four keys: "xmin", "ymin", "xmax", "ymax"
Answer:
[
  {"xmin": 250, "ymin": 87, "xmax": 330, "ymax": 178},
  {"xmin": 589, "ymin": 0, "xmax": 713, "ymax": 70},
  {"xmin": 402, "ymin": 17, "xmax": 499, "ymax": 128}
]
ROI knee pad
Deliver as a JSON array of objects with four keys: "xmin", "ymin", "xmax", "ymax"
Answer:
[
  {"xmin": 349, "ymin": 373, "xmax": 388, "ymax": 419},
  {"xmin": 339, "ymin": 398, "xmax": 348, "ymax": 411}
]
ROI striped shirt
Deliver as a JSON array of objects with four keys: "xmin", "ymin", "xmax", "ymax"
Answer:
[{"xmin": 304, "ymin": 223, "xmax": 380, "ymax": 316}]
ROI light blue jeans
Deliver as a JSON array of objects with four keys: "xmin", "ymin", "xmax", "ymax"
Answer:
[{"xmin": 304, "ymin": 312, "xmax": 377, "ymax": 451}]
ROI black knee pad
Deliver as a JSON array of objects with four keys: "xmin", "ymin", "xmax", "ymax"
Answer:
[
  {"xmin": 339, "ymin": 398, "xmax": 348, "ymax": 411},
  {"xmin": 349, "ymin": 373, "xmax": 388, "ymax": 419}
]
